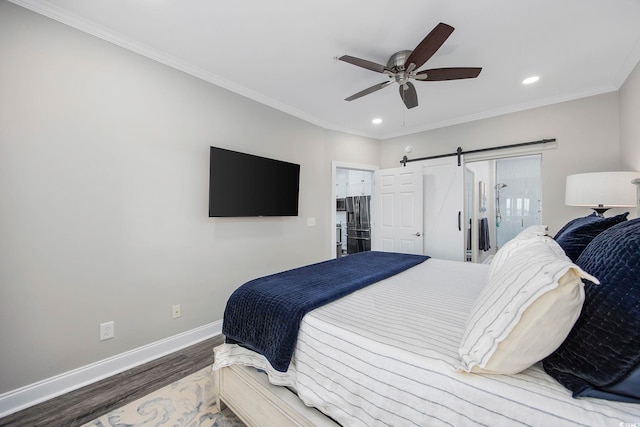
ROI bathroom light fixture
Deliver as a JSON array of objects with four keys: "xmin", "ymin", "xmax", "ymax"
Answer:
[
  {"xmin": 372, "ymin": 118, "xmax": 382, "ymax": 125},
  {"xmin": 522, "ymin": 76, "xmax": 539, "ymax": 85},
  {"xmin": 565, "ymin": 171, "xmax": 640, "ymax": 216}
]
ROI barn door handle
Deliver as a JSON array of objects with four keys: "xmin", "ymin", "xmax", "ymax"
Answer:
[{"xmin": 458, "ymin": 211, "xmax": 462, "ymax": 231}]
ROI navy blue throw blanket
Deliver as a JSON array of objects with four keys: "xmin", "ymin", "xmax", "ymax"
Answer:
[{"xmin": 223, "ymin": 251, "xmax": 429, "ymax": 372}]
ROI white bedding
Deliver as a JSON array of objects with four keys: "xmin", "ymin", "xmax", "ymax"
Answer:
[{"xmin": 213, "ymin": 258, "xmax": 640, "ymax": 426}]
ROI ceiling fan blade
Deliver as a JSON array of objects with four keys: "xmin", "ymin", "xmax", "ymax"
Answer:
[
  {"xmin": 339, "ymin": 55, "xmax": 388, "ymax": 73},
  {"xmin": 405, "ymin": 22, "xmax": 454, "ymax": 70},
  {"xmin": 415, "ymin": 67, "xmax": 482, "ymax": 81},
  {"xmin": 399, "ymin": 81, "xmax": 418, "ymax": 109},
  {"xmin": 345, "ymin": 81, "xmax": 392, "ymax": 101}
]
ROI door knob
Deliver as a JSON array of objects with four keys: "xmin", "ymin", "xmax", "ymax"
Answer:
[{"xmin": 415, "ymin": 232, "xmax": 422, "ymax": 237}]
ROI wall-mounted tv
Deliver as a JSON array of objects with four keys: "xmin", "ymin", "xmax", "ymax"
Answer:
[{"xmin": 209, "ymin": 146, "xmax": 300, "ymax": 217}]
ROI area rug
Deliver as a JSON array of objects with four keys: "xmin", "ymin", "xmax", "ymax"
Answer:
[{"xmin": 83, "ymin": 367, "xmax": 245, "ymax": 427}]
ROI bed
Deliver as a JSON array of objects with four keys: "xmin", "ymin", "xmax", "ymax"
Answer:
[{"xmin": 212, "ymin": 216, "xmax": 640, "ymax": 426}]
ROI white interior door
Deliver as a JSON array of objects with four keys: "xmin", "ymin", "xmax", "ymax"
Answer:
[
  {"xmin": 372, "ymin": 166, "xmax": 423, "ymax": 254},
  {"xmin": 421, "ymin": 157, "xmax": 465, "ymax": 261}
]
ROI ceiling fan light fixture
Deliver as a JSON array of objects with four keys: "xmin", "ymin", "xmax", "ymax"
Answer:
[{"xmin": 522, "ymin": 76, "xmax": 540, "ymax": 85}]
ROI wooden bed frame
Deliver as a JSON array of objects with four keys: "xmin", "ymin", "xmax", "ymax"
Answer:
[{"xmin": 214, "ymin": 364, "xmax": 339, "ymax": 427}]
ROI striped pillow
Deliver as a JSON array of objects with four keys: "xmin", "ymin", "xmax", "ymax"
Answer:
[
  {"xmin": 487, "ymin": 225, "xmax": 550, "ymax": 279},
  {"xmin": 459, "ymin": 237, "xmax": 597, "ymax": 374}
]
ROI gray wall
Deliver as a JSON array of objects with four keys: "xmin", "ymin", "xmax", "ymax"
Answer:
[
  {"xmin": 380, "ymin": 92, "xmax": 626, "ymax": 234},
  {"xmin": 620, "ymin": 58, "xmax": 640, "ymax": 171},
  {"xmin": 0, "ymin": 2, "xmax": 380, "ymax": 393}
]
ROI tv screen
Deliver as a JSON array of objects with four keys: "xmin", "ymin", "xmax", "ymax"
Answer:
[{"xmin": 209, "ymin": 146, "xmax": 300, "ymax": 217}]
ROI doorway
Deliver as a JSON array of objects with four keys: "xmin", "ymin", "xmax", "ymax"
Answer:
[
  {"xmin": 331, "ymin": 162, "xmax": 377, "ymax": 258},
  {"xmin": 465, "ymin": 154, "xmax": 542, "ymax": 262},
  {"xmin": 494, "ymin": 155, "xmax": 542, "ymax": 249}
]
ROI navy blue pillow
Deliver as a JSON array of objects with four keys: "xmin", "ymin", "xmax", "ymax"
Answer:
[
  {"xmin": 553, "ymin": 212, "xmax": 628, "ymax": 261},
  {"xmin": 543, "ymin": 218, "xmax": 640, "ymax": 402}
]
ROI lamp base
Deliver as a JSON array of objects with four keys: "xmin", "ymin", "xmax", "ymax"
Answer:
[{"xmin": 592, "ymin": 207, "xmax": 610, "ymax": 217}]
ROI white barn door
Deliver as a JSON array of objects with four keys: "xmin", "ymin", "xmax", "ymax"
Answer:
[
  {"xmin": 421, "ymin": 157, "xmax": 465, "ymax": 261},
  {"xmin": 372, "ymin": 166, "xmax": 423, "ymax": 254}
]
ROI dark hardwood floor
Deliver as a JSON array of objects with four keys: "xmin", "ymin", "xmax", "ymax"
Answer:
[{"xmin": 0, "ymin": 335, "xmax": 224, "ymax": 427}]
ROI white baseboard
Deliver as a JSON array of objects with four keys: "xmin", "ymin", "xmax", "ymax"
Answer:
[{"xmin": 0, "ymin": 320, "xmax": 223, "ymax": 418}]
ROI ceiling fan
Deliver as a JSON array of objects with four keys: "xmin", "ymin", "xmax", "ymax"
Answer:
[{"xmin": 339, "ymin": 22, "xmax": 482, "ymax": 109}]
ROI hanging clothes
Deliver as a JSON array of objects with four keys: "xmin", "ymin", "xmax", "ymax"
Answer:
[{"xmin": 479, "ymin": 218, "xmax": 491, "ymax": 252}]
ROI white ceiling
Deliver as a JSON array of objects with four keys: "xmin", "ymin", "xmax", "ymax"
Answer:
[{"xmin": 11, "ymin": 0, "xmax": 640, "ymax": 139}]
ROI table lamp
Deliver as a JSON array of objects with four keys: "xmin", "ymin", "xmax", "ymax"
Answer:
[{"xmin": 565, "ymin": 171, "xmax": 640, "ymax": 217}]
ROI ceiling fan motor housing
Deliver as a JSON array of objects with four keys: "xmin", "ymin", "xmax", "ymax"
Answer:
[
  {"xmin": 387, "ymin": 50, "xmax": 412, "ymax": 71},
  {"xmin": 387, "ymin": 50, "xmax": 412, "ymax": 85}
]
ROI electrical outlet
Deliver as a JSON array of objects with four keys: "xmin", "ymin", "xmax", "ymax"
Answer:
[
  {"xmin": 100, "ymin": 321, "xmax": 114, "ymax": 341},
  {"xmin": 172, "ymin": 304, "xmax": 181, "ymax": 319}
]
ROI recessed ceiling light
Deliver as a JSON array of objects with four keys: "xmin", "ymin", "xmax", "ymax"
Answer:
[
  {"xmin": 522, "ymin": 76, "xmax": 540, "ymax": 85},
  {"xmin": 372, "ymin": 118, "xmax": 383, "ymax": 125}
]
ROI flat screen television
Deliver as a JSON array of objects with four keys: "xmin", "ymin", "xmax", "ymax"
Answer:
[{"xmin": 209, "ymin": 146, "xmax": 300, "ymax": 217}]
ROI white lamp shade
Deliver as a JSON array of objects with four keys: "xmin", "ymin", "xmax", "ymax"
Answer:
[{"xmin": 565, "ymin": 171, "xmax": 640, "ymax": 208}]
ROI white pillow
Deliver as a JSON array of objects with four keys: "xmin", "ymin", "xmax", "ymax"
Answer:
[
  {"xmin": 458, "ymin": 237, "xmax": 598, "ymax": 374},
  {"xmin": 515, "ymin": 224, "xmax": 549, "ymax": 238},
  {"xmin": 487, "ymin": 225, "xmax": 550, "ymax": 280}
]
